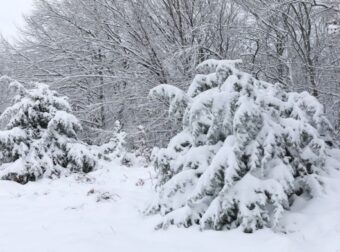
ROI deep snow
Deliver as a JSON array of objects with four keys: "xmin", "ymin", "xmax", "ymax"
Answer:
[{"xmin": 0, "ymin": 162, "xmax": 340, "ymax": 252}]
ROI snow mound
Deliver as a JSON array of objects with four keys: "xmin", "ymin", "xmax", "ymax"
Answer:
[{"xmin": 0, "ymin": 164, "xmax": 340, "ymax": 252}]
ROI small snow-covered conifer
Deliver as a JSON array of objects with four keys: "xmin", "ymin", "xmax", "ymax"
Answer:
[
  {"xmin": 0, "ymin": 80, "xmax": 97, "ymax": 184},
  {"xmin": 147, "ymin": 59, "xmax": 340, "ymax": 232},
  {"xmin": 98, "ymin": 121, "xmax": 127, "ymax": 161}
]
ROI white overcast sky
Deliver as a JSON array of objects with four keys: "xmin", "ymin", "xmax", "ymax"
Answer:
[{"xmin": 0, "ymin": 0, "xmax": 34, "ymax": 40}]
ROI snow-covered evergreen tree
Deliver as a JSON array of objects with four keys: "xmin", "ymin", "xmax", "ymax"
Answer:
[
  {"xmin": 0, "ymin": 80, "xmax": 97, "ymax": 184},
  {"xmin": 147, "ymin": 59, "xmax": 340, "ymax": 232},
  {"xmin": 99, "ymin": 122, "xmax": 149, "ymax": 167},
  {"xmin": 97, "ymin": 121, "xmax": 127, "ymax": 161}
]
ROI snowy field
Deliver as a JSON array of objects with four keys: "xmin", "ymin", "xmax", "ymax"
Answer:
[{"xmin": 1, "ymin": 163, "xmax": 340, "ymax": 252}]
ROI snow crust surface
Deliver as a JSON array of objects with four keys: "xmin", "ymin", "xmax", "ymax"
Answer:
[{"xmin": 0, "ymin": 162, "xmax": 340, "ymax": 252}]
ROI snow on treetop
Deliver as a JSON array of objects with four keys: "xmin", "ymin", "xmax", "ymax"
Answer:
[
  {"xmin": 0, "ymin": 81, "xmax": 72, "ymax": 128},
  {"xmin": 149, "ymin": 84, "xmax": 189, "ymax": 118},
  {"xmin": 196, "ymin": 59, "xmax": 243, "ymax": 73}
]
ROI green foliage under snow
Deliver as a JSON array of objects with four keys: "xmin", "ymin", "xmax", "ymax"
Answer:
[{"xmin": 147, "ymin": 59, "xmax": 340, "ymax": 232}]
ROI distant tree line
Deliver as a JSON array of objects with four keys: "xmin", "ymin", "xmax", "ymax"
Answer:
[{"xmin": 0, "ymin": 0, "xmax": 339, "ymax": 147}]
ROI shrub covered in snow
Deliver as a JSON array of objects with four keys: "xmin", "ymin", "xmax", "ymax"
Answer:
[
  {"xmin": 0, "ymin": 80, "xmax": 98, "ymax": 184},
  {"xmin": 147, "ymin": 59, "xmax": 340, "ymax": 232},
  {"xmin": 96, "ymin": 121, "xmax": 129, "ymax": 162}
]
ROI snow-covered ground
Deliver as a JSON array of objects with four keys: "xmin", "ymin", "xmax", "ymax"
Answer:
[{"xmin": 1, "ymin": 163, "xmax": 340, "ymax": 252}]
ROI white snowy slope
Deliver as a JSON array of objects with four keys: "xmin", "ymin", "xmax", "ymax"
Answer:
[{"xmin": 0, "ymin": 161, "xmax": 340, "ymax": 252}]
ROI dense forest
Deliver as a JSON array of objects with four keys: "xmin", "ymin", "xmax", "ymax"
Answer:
[{"xmin": 0, "ymin": 0, "xmax": 339, "ymax": 148}]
